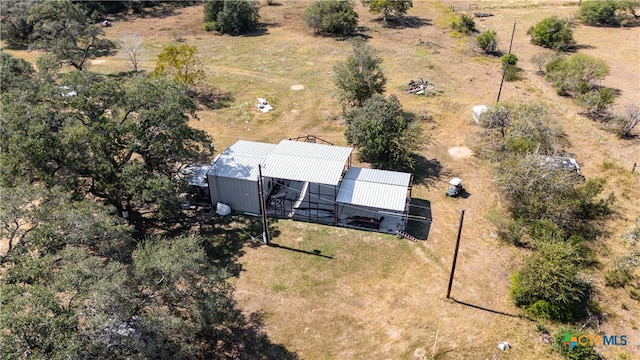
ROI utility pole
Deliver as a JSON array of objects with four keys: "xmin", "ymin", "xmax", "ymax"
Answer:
[
  {"xmin": 257, "ymin": 165, "xmax": 270, "ymax": 245},
  {"xmin": 446, "ymin": 209, "xmax": 466, "ymax": 299},
  {"xmin": 496, "ymin": 21, "xmax": 517, "ymax": 103}
]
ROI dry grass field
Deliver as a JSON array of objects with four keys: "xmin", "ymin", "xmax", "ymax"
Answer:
[{"xmin": 4, "ymin": 1, "xmax": 640, "ymax": 359}]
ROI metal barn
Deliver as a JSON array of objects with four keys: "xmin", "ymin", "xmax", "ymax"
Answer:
[{"xmin": 206, "ymin": 138, "xmax": 414, "ymax": 235}]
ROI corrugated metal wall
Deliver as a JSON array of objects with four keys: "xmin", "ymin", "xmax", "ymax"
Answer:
[{"xmin": 209, "ymin": 175, "xmax": 260, "ymax": 214}]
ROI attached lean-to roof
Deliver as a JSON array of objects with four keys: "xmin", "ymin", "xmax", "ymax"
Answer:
[
  {"xmin": 337, "ymin": 167, "xmax": 412, "ymax": 212},
  {"xmin": 262, "ymin": 140, "xmax": 352, "ymax": 185},
  {"xmin": 208, "ymin": 140, "xmax": 277, "ymax": 181},
  {"xmin": 180, "ymin": 163, "xmax": 213, "ymax": 187}
]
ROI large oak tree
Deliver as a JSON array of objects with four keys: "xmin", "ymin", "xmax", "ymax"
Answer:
[{"xmin": 1, "ymin": 70, "xmax": 212, "ymax": 218}]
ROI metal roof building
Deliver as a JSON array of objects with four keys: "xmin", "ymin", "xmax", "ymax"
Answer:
[
  {"xmin": 206, "ymin": 138, "xmax": 414, "ymax": 235},
  {"xmin": 262, "ymin": 140, "xmax": 352, "ymax": 185},
  {"xmin": 209, "ymin": 140, "xmax": 277, "ymax": 181},
  {"xmin": 207, "ymin": 140, "xmax": 277, "ymax": 214},
  {"xmin": 336, "ymin": 167, "xmax": 412, "ymax": 212}
]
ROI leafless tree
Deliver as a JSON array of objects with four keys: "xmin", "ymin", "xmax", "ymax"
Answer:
[
  {"xmin": 530, "ymin": 51, "xmax": 557, "ymax": 75},
  {"xmin": 615, "ymin": 102, "xmax": 640, "ymax": 138},
  {"xmin": 117, "ymin": 32, "xmax": 146, "ymax": 72}
]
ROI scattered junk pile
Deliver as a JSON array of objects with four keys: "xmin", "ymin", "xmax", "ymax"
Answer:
[
  {"xmin": 405, "ymin": 79, "xmax": 436, "ymax": 96},
  {"xmin": 257, "ymin": 98, "xmax": 273, "ymax": 113},
  {"xmin": 539, "ymin": 156, "xmax": 581, "ymax": 175},
  {"xmin": 417, "ymin": 39, "xmax": 441, "ymax": 54}
]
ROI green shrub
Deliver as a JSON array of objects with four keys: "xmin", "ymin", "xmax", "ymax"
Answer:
[
  {"xmin": 476, "ymin": 30, "xmax": 498, "ymax": 54},
  {"xmin": 203, "ymin": 0, "xmax": 224, "ymax": 22},
  {"xmin": 510, "ymin": 242, "xmax": 592, "ymax": 322},
  {"xmin": 528, "ymin": 219, "xmax": 564, "ymax": 243},
  {"xmin": 451, "ymin": 14, "xmax": 476, "ymax": 34},
  {"xmin": 304, "ymin": 0, "xmax": 358, "ymax": 35},
  {"xmin": 505, "ymin": 136, "xmax": 535, "ymax": 154},
  {"xmin": 545, "ymin": 54, "xmax": 610, "ymax": 98},
  {"xmin": 503, "ymin": 64, "xmax": 522, "ymax": 82},
  {"xmin": 578, "ymin": 0, "xmax": 639, "ymax": 26},
  {"xmin": 605, "ymin": 267, "xmax": 634, "ymax": 288},
  {"xmin": 527, "ymin": 16, "xmax": 575, "ymax": 51},
  {"xmin": 501, "ymin": 53, "xmax": 518, "ymax": 66},
  {"xmin": 579, "ymin": 0, "xmax": 618, "ymax": 25},
  {"xmin": 203, "ymin": 21, "xmax": 217, "ymax": 32},
  {"xmin": 495, "ymin": 218, "xmax": 527, "ymax": 246},
  {"xmin": 215, "ymin": 0, "xmax": 259, "ymax": 35},
  {"xmin": 576, "ymin": 87, "xmax": 616, "ymax": 117},
  {"xmin": 552, "ymin": 328, "xmax": 601, "ymax": 360}
]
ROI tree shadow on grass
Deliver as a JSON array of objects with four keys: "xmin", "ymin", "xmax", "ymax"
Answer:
[
  {"xmin": 372, "ymin": 16, "xmax": 432, "ymax": 29},
  {"xmin": 411, "ymin": 155, "xmax": 453, "ymax": 188},
  {"xmin": 239, "ymin": 25, "xmax": 271, "ymax": 37},
  {"xmin": 113, "ymin": 3, "xmax": 182, "ymax": 20},
  {"xmin": 202, "ymin": 215, "xmax": 281, "ymax": 276},
  {"xmin": 214, "ymin": 311, "xmax": 299, "ymax": 359},
  {"xmin": 189, "ymin": 86, "xmax": 235, "ymax": 110}
]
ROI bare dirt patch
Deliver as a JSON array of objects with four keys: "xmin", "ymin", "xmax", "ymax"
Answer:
[{"xmin": 448, "ymin": 146, "xmax": 473, "ymax": 159}]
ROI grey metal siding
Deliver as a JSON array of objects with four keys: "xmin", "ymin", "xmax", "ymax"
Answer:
[{"xmin": 210, "ymin": 176, "xmax": 260, "ymax": 214}]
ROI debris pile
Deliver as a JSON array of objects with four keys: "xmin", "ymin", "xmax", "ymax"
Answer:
[
  {"xmin": 405, "ymin": 79, "xmax": 436, "ymax": 96},
  {"xmin": 257, "ymin": 98, "xmax": 273, "ymax": 113}
]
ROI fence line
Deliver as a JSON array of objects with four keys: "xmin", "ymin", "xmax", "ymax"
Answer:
[{"xmin": 442, "ymin": 0, "xmax": 583, "ymax": 12}]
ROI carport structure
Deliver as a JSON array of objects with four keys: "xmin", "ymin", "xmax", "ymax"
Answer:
[
  {"xmin": 336, "ymin": 167, "xmax": 412, "ymax": 234},
  {"xmin": 262, "ymin": 140, "xmax": 352, "ymax": 224}
]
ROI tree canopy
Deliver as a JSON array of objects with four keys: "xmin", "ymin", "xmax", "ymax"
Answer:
[
  {"xmin": 0, "ymin": 185, "xmax": 295, "ymax": 358},
  {"xmin": 0, "ymin": 0, "xmax": 37, "ymax": 48},
  {"xmin": 333, "ymin": 41, "xmax": 387, "ymax": 108},
  {"xmin": 203, "ymin": 0, "xmax": 260, "ymax": 35},
  {"xmin": 0, "ymin": 69, "xmax": 211, "ymax": 218},
  {"xmin": 362, "ymin": 0, "xmax": 413, "ymax": 26},
  {"xmin": 578, "ymin": 0, "xmax": 640, "ymax": 26},
  {"xmin": 527, "ymin": 16, "xmax": 575, "ymax": 51},
  {"xmin": 345, "ymin": 94, "xmax": 425, "ymax": 169},
  {"xmin": 151, "ymin": 44, "xmax": 205, "ymax": 86},
  {"xmin": 27, "ymin": 0, "xmax": 115, "ymax": 70},
  {"xmin": 511, "ymin": 241, "xmax": 593, "ymax": 322},
  {"xmin": 497, "ymin": 154, "xmax": 609, "ymax": 234},
  {"xmin": 304, "ymin": 0, "xmax": 359, "ymax": 36},
  {"xmin": 0, "ymin": 50, "xmax": 35, "ymax": 92}
]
